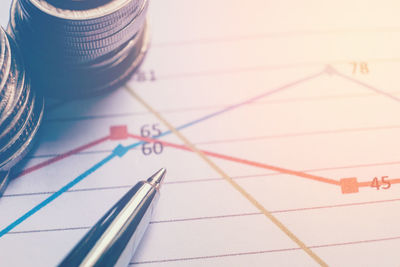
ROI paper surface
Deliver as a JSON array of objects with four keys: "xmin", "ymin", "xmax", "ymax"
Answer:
[{"xmin": 2, "ymin": 0, "xmax": 400, "ymax": 266}]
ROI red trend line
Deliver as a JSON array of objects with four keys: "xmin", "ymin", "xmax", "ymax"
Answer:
[
  {"xmin": 131, "ymin": 132, "xmax": 400, "ymax": 191},
  {"xmin": 12, "ymin": 68, "xmax": 398, "ymax": 189},
  {"xmin": 15, "ymin": 136, "xmax": 110, "ymax": 179},
  {"xmin": 128, "ymin": 134, "xmax": 340, "ymax": 187}
]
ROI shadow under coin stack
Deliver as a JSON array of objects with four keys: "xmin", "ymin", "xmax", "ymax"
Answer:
[
  {"xmin": 9, "ymin": 0, "xmax": 150, "ymax": 98},
  {"xmin": 0, "ymin": 26, "xmax": 44, "ymax": 196}
]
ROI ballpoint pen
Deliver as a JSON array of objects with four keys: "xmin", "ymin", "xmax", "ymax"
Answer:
[{"xmin": 58, "ymin": 168, "xmax": 166, "ymax": 267}]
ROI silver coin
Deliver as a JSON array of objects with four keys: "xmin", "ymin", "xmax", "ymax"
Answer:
[
  {"xmin": 0, "ymin": 39, "xmax": 30, "ymax": 153},
  {"xmin": 0, "ymin": 77, "xmax": 30, "ymax": 148},
  {"xmin": 10, "ymin": 0, "xmax": 150, "ymax": 98},
  {"xmin": 96, "ymin": 21, "xmax": 149, "ymax": 92},
  {"xmin": 45, "ymin": 0, "xmax": 115, "ymax": 11},
  {"xmin": 0, "ymin": 170, "xmax": 10, "ymax": 197},
  {"xmin": 14, "ymin": 0, "xmax": 147, "ymax": 53},
  {"xmin": 18, "ymin": 0, "xmax": 142, "ymax": 36},
  {"xmin": 0, "ymin": 92, "xmax": 44, "ymax": 171},
  {"xmin": 0, "ymin": 33, "xmax": 26, "ymax": 128},
  {"xmin": 22, "ymin": 0, "xmax": 143, "ymax": 28},
  {"xmin": 0, "ymin": 46, "xmax": 12, "ymax": 115},
  {"xmin": 34, "ymin": 22, "xmax": 149, "ymax": 98},
  {"xmin": 59, "ymin": 0, "xmax": 148, "ymax": 51},
  {"xmin": 0, "ymin": 37, "xmax": 17, "ymax": 119},
  {"xmin": 74, "ymin": 28, "xmax": 146, "ymax": 71},
  {"xmin": 11, "ymin": 0, "xmax": 146, "ymax": 55},
  {"xmin": 0, "ymin": 30, "xmax": 6, "ymax": 76},
  {"xmin": 0, "ymin": 82, "xmax": 34, "ymax": 156},
  {"xmin": 0, "ymin": 85, "xmax": 32, "ymax": 154},
  {"xmin": 0, "ymin": 28, "xmax": 12, "ymax": 102},
  {"xmin": 22, "ymin": 0, "xmax": 142, "ymax": 37},
  {"xmin": 29, "ymin": 0, "xmax": 140, "ymax": 21},
  {"xmin": 0, "ymin": 25, "xmax": 43, "ymax": 174}
]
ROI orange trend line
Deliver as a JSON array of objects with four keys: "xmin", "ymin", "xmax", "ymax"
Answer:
[
  {"xmin": 358, "ymin": 178, "xmax": 400, "ymax": 188},
  {"xmin": 357, "ymin": 181, "xmax": 370, "ymax": 187},
  {"xmin": 128, "ymin": 133, "xmax": 340, "ymax": 186}
]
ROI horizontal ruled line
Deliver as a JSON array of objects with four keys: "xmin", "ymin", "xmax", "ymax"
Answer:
[
  {"xmin": 7, "ymin": 197, "xmax": 400, "ymax": 235},
  {"xmin": 5, "ymin": 159, "xmax": 400, "ymax": 198},
  {"xmin": 151, "ymin": 27, "xmax": 400, "ymax": 48},
  {"xmin": 128, "ymin": 234, "xmax": 400, "ymax": 265},
  {"xmin": 29, "ymin": 124, "xmax": 400, "ymax": 159}
]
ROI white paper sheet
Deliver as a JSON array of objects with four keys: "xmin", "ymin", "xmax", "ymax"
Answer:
[{"xmin": 2, "ymin": 0, "xmax": 400, "ymax": 266}]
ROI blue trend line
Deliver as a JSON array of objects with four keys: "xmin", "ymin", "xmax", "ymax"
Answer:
[
  {"xmin": 0, "ymin": 71, "xmax": 323, "ymax": 236},
  {"xmin": 0, "ymin": 153, "xmax": 117, "ymax": 238}
]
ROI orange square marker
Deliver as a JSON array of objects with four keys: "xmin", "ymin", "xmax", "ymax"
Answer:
[
  {"xmin": 340, "ymin": 177, "xmax": 359, "ymax": 194},
  {"xmin": 110, "ymin": 125, "xmax": 128, "ymax": 140}
]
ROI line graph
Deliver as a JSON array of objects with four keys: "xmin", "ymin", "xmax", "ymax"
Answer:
[
  {"xmin": 12, "ymin": 65, "xmax": 400, "ymax": 185},
  {"xmin": 0, "ymin": 68, "xmax": 325, "ymax": 237},
  {"xmin": 2, "ymin": 33, "xmax": 400, "ymax": 266},
  {"xmin": 12, "ymin": 126, "xmax": 400, "ymax": 195},
  {"xmin": 121, "ymin": 83, "xmax": 400, "ymax": 266},
  {"xmin": 5, "ymin": 157, "xmax": 400, "ymax": 199},
  {"xmin": 16, "ymin": 67, "xmax": 327, "ymax": 179},
  {"xmin": 3, "ymin": 1, "xmax": 400, "ymax": 266},
  {"xmin": 1, "ymin": 65, "xmax": 399, "ymax": 241}
]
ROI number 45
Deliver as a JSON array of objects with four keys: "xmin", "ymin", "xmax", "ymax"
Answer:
[{"xmin": 371, "ymin": 176, "xmax": 391, "ymax": 190}]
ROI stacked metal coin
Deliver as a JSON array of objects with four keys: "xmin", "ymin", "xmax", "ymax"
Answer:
[
  {"xmin": 9, "ymin": 0, "xmax": 149, "ymax": 98},
  {"xmin": 0, "ymin": 26, "xmax": 44, "ymax": 196}
]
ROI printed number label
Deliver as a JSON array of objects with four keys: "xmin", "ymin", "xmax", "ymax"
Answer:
[
  {"xmin": 371, "ymin": 176, "xmax": 391, "ymax": 190},
  {"xmin": 133, "ymin": 70, "xmax": 156, "ymax": 82},
  {"xmin": 351, "ymin": 62, "xmax": 369, "ymax": 74},
  {"xmin": 140, "ymin": 124, "xmax": 163, "ymax": 156}
]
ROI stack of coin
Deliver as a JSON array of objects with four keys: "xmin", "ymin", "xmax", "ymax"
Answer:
[
  {"xmin": 9, "ymin": 0, "xmax": 150, "ymax": 98},
  {"xmin": 0, "ymin": 26, "xmax": 44, "ymax": 195}
]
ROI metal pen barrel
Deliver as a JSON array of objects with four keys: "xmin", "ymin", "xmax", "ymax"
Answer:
[{"xmin": 59, "ymin": 168, "xmax": 166, "ymax": 267}]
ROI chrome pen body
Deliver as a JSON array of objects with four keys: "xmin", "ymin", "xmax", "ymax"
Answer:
[{"xmin": 59, "ymin": 168, "xmax": 166, "ymax": 267}]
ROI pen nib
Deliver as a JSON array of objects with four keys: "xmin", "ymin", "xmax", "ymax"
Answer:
[{"xmin": 147, "ymin": 168, "xmax": 166, "ymax": 189}]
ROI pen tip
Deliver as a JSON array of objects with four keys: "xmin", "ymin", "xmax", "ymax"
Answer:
[{"xmin": 147, "ymin": 168, "xmax": 166, "ymax": 189}]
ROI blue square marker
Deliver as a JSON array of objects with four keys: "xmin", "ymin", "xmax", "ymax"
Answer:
[{"xmin": 113, "ymin": 144, "xmax": 129, "ymax": 158}]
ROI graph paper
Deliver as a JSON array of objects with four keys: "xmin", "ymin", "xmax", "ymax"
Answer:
[{"xmin": 2, "ymin": 0, "xmax": 400, "ymax": 266}]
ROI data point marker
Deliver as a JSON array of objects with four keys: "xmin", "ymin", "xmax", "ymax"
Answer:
[
  {"xmin": 110, "ymin": 125, "xmax": 128, "ymax": 140},
  {"xmin": 113, "ymin": 144, "xmax": 129, "ymax": 157},
  {"xmin": 324, "ymin": 65, "xmax": 337, "ymax": 75},
  {"xmin": 340, "ymin": 177, "xmax": 359, "ymax": 194}
]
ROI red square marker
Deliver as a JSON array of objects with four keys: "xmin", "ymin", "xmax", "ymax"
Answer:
[
  {"xmin": 110, "ymin": 125, "xmax": 128, "ymax": 140},
  {"xmin": 340, "ymin": 177, "xmax": 359, "ymax": 194}
]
